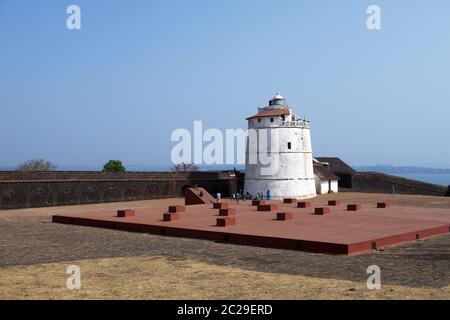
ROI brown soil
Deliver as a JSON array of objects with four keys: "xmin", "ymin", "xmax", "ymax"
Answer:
[{"xmin": 1, "ymin": 256, "xmax": 448, "ymax": 300}]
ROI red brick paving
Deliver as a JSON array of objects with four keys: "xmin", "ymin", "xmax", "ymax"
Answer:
[{"xmin": 53, "ymin": 200, "xmax": 450, "ymax": 255}]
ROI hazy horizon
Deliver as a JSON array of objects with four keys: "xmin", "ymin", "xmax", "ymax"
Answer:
[{"xmin": 2, "ymin": 162, "xmax": 450, "ymax": 172}]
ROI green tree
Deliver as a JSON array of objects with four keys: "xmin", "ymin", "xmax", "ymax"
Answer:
[
  {"xmin": 17, "ymin": 159, "xmax": 57, "ymax": 171},
  {"xmin": 102, "ymin": 160, "xmax": 126, "ymax": 172}
]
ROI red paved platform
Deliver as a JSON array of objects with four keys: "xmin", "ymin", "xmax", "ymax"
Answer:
[{"xmin": 52, "ymin": 201, "xmax": 450, "ymax": 255}]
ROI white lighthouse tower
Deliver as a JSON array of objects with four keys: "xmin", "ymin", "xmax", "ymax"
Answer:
[{"xmin": 244, "ymin": 93, "xmax": 316, "ymax": 199}]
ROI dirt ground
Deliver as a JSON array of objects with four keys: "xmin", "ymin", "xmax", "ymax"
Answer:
[
  {"xmin": 0, "ymin": 193, "xmax": 449, "ymax": 300},
  {"xmin": 1, "ymin": 256, "xmax": 449, "ymax": 300}
]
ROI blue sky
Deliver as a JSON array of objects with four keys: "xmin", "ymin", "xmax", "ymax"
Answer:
[{"xmin": 1, "ymin": 0, "xmax": 449, "ymax": 169}]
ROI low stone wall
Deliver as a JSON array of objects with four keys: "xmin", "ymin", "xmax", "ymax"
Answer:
[
  {"xmin": 0, "ymin": 171, "xmax": 244, "ymax": 210},
  {"xmin": 1, "ymin": 170, "xmax": 446, "ymax": 209},
  {"xmin": 347, "ymin": 172, "xmax": 447, "ymax": 196}
]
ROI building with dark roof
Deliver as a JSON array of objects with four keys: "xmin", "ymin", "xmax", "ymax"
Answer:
[{"xmin": 315, "ymin": 157, "xmax": 355, "ymax": 188}]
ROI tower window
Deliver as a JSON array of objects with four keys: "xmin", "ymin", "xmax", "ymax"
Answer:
[
  {"xmin": 258, "ymin": 118, "xmax": 261, "ymax": 123},
  {"xmin": 287, "ymin": 142, "xmax": 292, "ymax": 150},
  {"xmin": 270, "ymin": 117, "xmax": 274, "ymax": 122}
]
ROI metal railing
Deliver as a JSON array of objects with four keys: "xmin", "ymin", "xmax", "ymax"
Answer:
[{"xmin": 280, "ymin": 120, "xmax": 310, "ymax": 128}]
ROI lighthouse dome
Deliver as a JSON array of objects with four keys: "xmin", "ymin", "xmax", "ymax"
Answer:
[
  {"xmin": 273, "ymin": 92, "xmax": 284, "ymax": 100},
  {"xmin": 269, "ymin": 91, "xmax": 286, "ymax": 108}
]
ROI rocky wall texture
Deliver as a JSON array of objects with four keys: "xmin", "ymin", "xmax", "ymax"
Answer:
[
  {"xmin": 0, "ymin": 171, "xmax": 244, "ymax": 210},
  {"xmin": 347, "ymin": 172, "xmax": 447, "ymax": 196}
]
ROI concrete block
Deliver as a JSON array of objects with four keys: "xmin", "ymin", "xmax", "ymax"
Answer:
[
  {"xmin": 257, "ymin": 204, "xmax": 280, "ymax": 212},
  {"xmin": 217, "ymin": 217, "xmax": 236, "ymax": 227},
  {"xmin": 252, "ymin": 200, "xmax": 266, "ymax": 206},
  {"xmin": 117, "ymin": 209, "xmax": 135, "ymax": 218},
  {"xmin": 277, "ymin": 212, "xmax": 293, "ymax": 220},
  {"xmin": 315, "ymin": 207, "xmax": 331, "ymax": 215},
  {"xmin": 168, "ymin": 205, "xmax": 185, "ymax": 213},
  {"xmin": 347, "ymin": 204, "xmax": 362, "ymax": 211},
  {"xmin": 219, "ymin": 208, "xmax": 236, "ymax": 216},
  {"xmin": 213, "ymin": 202, "xmax": 228, "ymax": 209},
  {"xmin": 163, "ymin": 212, "xmax": 180, "ymax": 221},
  {"xmin": 328, "ymin": 200, "xmax": 341, "ymax": 206},
  {"xmin": 297, "ymin": 201, "xmax": 312, "ymax": 208}
]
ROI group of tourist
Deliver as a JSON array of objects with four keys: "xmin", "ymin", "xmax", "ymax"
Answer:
[
  {"xmin": 216, "ymin": 190, "xmax": 271, "ymax": 203},
  {"xmin": 254, "ymin": 190, "xmax": 271, "ymax": 200}
]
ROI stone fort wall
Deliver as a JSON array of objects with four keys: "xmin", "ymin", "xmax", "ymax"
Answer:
[
  {"xmin": 347, "ymin": 172, "xmax": 448, "ymax": 196},
  {"xmin": 0, "ymin": 171, "xmax": 245, "ymax": 210},
  {"xmin": 0, "ymin": 170, "xmax": 447, "ymax": 210}
]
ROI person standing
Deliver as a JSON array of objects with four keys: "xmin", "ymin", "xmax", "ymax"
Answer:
[
  {"xmin": 216, "ymin": 192, "xmax": 221, "ymax": 203},
  {"xmin": 266, "ymin": 190, "xmax": 271, "ymax": 201}
]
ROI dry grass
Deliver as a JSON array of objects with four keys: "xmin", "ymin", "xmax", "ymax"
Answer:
[{"xmin": 0, "ymin": 256, "xmax": 448, "ymax": 300}]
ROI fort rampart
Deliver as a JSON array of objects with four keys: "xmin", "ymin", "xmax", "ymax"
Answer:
[
  {"xmin": 0, "ymin": 171, "xmax": 244, "ymax": 210},
  {"xmin": 0, "ymin": 170, "xmax": 447, "ymax": 210}
]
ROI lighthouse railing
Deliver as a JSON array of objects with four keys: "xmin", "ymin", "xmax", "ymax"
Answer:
[{"xmin": 280, "ymin": 120, "xmax": 310, "ymax": 128}]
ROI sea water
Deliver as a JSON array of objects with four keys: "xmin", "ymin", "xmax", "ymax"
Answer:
[{"xmin": 395, "ymin": 174, "xmax": 450, "ymax": 186}]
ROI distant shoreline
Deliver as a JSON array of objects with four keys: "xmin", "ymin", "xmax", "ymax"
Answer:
[
  {"xmin": 1, "ymin": 164, "xmax": 450, "ymax": 175},
  {"xmin": 353, "ymin": 166, "xmax": 450, "ymax": 175}
]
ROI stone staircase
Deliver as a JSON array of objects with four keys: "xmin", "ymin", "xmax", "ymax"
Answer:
[{"xmin": 185, "ymin": 187, "xmax": 215, "ymax": 205}]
